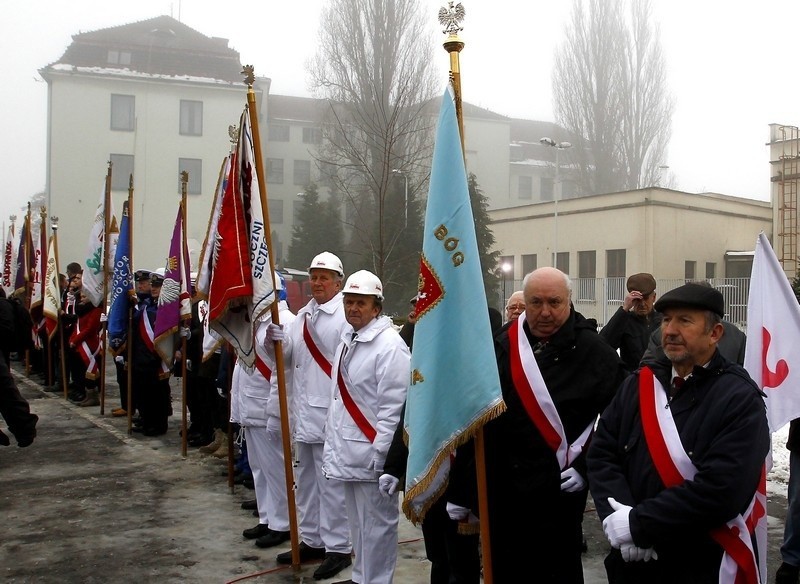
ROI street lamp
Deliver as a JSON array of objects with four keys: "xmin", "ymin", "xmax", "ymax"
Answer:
[
  {"xmin": 391, "ymin": 169, "xmax": 408, "ymax": 227},
  {"xmin": 539, "ymin": 137, "xmax": 572, "ymax": 267},
  {"xmin": 501, "ymin": 262, "xmax": 512, "ymax": 303}
]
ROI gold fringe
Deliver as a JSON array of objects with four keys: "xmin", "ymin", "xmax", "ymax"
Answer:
[{"xmin": 401, "ymin": 399, "xmax": 506, "ymax": 525}]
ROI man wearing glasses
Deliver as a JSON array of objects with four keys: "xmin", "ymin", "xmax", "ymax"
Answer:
[{"xmin": 504, "ymin": 290, "xmax": 525, "ymax": 323}]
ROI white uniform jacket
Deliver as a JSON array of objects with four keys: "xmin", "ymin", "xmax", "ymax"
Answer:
[
  {"xmin": 277, "ymin": 292, "xmax": 348, "ymax": 443},
  {"xmin": 231, "ymin": 301, "xmax": 296, "ymax": 428},
  {"xmin": 322, "ymin": 315, "xmax": 410, "ymax": 482}
]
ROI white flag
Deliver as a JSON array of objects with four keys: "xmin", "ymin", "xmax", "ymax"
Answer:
[
  {"xmin": 82, "ymin": 189, "xmax": 117, "ymax": 307},
  {"xmin": 744, "ymin": 231, "xmax": 800, "ymax": 432}
]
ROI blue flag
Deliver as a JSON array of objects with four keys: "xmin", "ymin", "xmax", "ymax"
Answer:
[
  {"xmin": 107, "ymin": 200, "xmax": 132, "ymax": 352},
  {"xmin": 402, "ymin": 89, "xmax": 505, "ymax": 524}
]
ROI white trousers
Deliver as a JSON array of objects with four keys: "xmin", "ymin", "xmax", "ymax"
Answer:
[
  {"xmin": 244, "ymin": 420, "xmax": 290, "ymax": 531},
  {"xmin": 343, "ymin": 480, "xmax": 399, "ymax": 584},
  {"xmin": 294, "ymin": 440, "xmax": 351, "ymax": 553}
]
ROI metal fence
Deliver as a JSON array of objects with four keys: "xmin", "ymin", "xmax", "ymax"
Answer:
[{"xmin": 499, "ymin": 277, "xmax": 751, "ymax": 331}]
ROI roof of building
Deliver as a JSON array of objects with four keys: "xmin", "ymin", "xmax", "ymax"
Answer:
[{"xmin": 42, "ymin": 15, "xmax": 243, "ymax": 83}]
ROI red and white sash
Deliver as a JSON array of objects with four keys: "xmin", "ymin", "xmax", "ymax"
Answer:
[
  {"xmin": 508, "ymin": 318, "xmax": 594, "ymax": 470},
  {"xmin": 335, "ymin": 343, "xmax": 377, "ymax": 443},
  {"xmin": 138, "ymin": 309, "xmax": 171, "ymax": 378},
  {"xmin": 639, "ymin": 366, "xmax": 760, "ymax": 584},
  {"xmin": 303, "ymin": 316, "xmax": 333, "ymax": 378}
]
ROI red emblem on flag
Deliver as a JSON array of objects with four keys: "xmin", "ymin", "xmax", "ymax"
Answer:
[{"xmin": 414, "ymin": 254, "xmax": 443, "ymax": 319}]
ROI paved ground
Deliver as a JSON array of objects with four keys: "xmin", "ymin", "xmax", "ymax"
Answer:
[{"xmin": 0, "ymin": 360, "xmax": 790, "ymax": 583}]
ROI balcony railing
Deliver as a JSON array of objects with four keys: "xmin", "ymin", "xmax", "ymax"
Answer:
[{"xmin": 498, "ymin": 277, "xmax": 751, "ymax": 332}]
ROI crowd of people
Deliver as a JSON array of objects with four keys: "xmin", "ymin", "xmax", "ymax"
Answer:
[{"xmin": 1, "ymin": 254, "xmax": 786, "ymax": 584}]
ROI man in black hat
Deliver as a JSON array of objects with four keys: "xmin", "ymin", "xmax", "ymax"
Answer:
[
  {"xmin": 600, "ymin": 272, "xmax": 661, "ymax": 373},
  {"xmin": 587, "ymin": 283, "xmax": 769, "ymax": 582},
  {"xmin": 108, "ymin": 269, "xmax": 152, "ymax": 418}
]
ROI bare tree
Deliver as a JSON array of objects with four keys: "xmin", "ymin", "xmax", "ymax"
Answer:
[
  {"xmin": 553, "ymin": 0, "xmax": 673, "ymax": 195},
  {"xmin": 309, "ymin": 0, "xmax": 439, "ymax": 305}
]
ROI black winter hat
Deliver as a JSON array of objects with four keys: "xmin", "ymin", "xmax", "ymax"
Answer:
[{"xmin": 654, "ymin": 283, "xmax": 725, "ymax": 318}]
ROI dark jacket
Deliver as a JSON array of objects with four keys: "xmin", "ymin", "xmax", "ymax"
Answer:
[
  {"xmin": 587, "ymin": 350, "xmax": 769, "ymax": 583},
  {"xmin": 0, "ymin": 351, "xmax": 38, "ymax": 447},
  {"xmin": 599, "ymin": 306, "xmax": 662, "ymax": 373}
]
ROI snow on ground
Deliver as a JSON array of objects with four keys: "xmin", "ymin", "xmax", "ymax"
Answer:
[{"xmin": 769, "ymin": 423, "xmax": 791, "ymax": 496}]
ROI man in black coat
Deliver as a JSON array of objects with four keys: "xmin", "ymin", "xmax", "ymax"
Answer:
[
  {"xmin": 588, "ymin": 283, "xmax": 769, "ymax": 583},
  {"xmin": 600, "ymin": 272, "xmax": 662, "ymax": 373},
  {"xmin": 0, "ymin": 298, "xmax": 38, "ymax": 448},
  {"xmin": 448, "ymin": 267, "xmax": 626, "ymax": 583}
]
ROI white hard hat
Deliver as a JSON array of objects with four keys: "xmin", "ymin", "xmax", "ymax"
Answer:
[
  {"xmin": 308, "ymin": 251, "xmax": 344, "ymax": 277},
  {"xmin": 342, "ymin": 270, "xmax": 383, "ymax": 301}
]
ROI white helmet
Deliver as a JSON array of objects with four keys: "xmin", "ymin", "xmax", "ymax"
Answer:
[
  {"xmin": 342, "ymin": 270, "xmax": 383, "ymax": 301},
  {"xmin": 308, "ymin": 251, "xmax": 344, "ymax": 277}
]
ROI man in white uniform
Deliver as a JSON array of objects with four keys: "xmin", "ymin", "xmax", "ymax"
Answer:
[
  {"xmin": 322, "ymin": 270, "xmax": 410, "ymax": 584},
  {"xmin": 235, "ymin": 273, "xmax": 296, "ymax": 548},
  {"xmin": 265, "ymin": 252, "xmax": 352, "ymax": 580}
]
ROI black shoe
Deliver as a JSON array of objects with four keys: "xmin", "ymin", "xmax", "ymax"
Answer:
[
  {"xmin": 142, "ymin": 426, "xmax": 168, "ymax": 437},
  {"xmin": 255, "ymin": 529, "xmax": 290, "ymax": 548},
  {"xmin": 68, "ymin": 391, "xmax": 85, "ymax": 403},
  {"xmin": 243, "ymin": 523, "xmax": 271, "ymax": 539},
  {"xmin": 777, "ymin": 562, "xmax": 800, "ymax": 584},
  {"xmin": 188, "ymin": 434, "xmax": 212, "ymax": 447},
  {"xmin": 313, "ymin": 552, "xmax": 352, "ymax": 580},
  {"xmin": 241, "ymin": 499, "xmax": 257, "ymax": 510},
  {"xmin": 277, "ymin": 542, "xmax": 326, "ymax": 565}
]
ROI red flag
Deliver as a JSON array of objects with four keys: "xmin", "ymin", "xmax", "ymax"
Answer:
[{"xmin": 208, "ymin": 148, "xmax": 256, "ymax": 366}]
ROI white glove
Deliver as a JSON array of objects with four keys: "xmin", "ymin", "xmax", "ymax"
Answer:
[
  {"xmin": 179, "ymin": 326, "xmax": 191, "ymax": 340},
  {"xmin": 378, "ymin": 474, "xmax": 400, "ymax": 497},
  {"xmin": 602, "ymin": 497, "xmax": 633, "ymax": 548},
  {"xmin": 446, "ymin": 502, "xmax": 470, "ymax": 521},
  {"xmin": 620, "ymin": 543, "xmax": 658, "ymax": 562},
  {"xmin": 100, "ymin": 312, "xmax": 108, "ymax": 323},
  {"xmin": 264, "ymin": 323, "xmax": 285, "ymax": 343},
  {"xmin": 560, "ymin": 467, "xmax": 587, "ymax": 493},
  {"xmin": 114, "ymin": 355, "xmax": 124, "ymax": 365}
]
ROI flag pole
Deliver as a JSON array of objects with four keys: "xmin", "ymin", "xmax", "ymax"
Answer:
[
  {"xmin": 126, "ymin": 175, "xmax": 135, "ymax": 434},
  {"xmin": 52, "ymin": 218, "xmax": 68, "ymax": 399},
  {"xmin": 243, "ymin": 65, "xmax": 301, "ymax": 569},
  {"xmin": 441, "ymin": 6, "xmax": 494, "ymax": 583},
  {"xmin": 179, "ymin": 171, "xmax": 189, "ymax": 458},
  {"xmin": 99, "ymin": 161, "xmax": 113, "ymax": 415},
  {"xmin": 38, "ymin": 207, "xmax": 51, "ymax": 386},
  {"xmin": 24, "ymin": 203, "xmax": 32, "ymax": 376}
]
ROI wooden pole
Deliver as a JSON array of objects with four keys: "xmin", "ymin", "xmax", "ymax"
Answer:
[
  {"xmin": 243, "ymin": 65, "xmax": 301, "ymax": 569},
  {"xmin": 126, "ymin": 175, "xmax": 135, "ymax": 434},
  {"xmin": 99, "ymin": 162, "xmax": 113, "ymax": 415},
  {"xmin": 180, "ymin": 172, "xmax": 189, "ymax": 458},
  {"xmin": 441, "ymin": 8, "xmax": 494, "ymax": 584}
]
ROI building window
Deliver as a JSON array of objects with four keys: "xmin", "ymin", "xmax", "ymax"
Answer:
[
  {"xmin": 685, "ymin": 260, "xmax": 696, "ymax": 280},
  {"xmin": 606, "ymin": 249, "xmax": 626, "ymax": 278},
  {"xmin": 319, "ymin": 161, "xmax": 337, "ymax": 186},
  {"xmin": 294, "ymin": 160, "xmax": 311, "ymax": 186},
  {"xmin": 268, "ymin": 199, "xmax": 284, "ymax": 224},
  {"xmin": 178, "ymin": 158, "xmax": 202, "ymax": 195},
  {"xmin": 110, "ymin": 94, "xmax": 135, "ymax": 131},
  {"xmin": 179, "ymin": 100, "xmax": 203, "ymax": 136},
  {"xmin": 518, "ymin": 176, "xmax": 533, "ymax": 200},
  {"xmin": 107, "ymin": 50, "xmax": 131, "ymax": 65},
  {"xmin": 110, "ymin": 154, "xmax": 134, "ymax": 191},
  {"xmin": 541, "ymin": 177, "xmax": 554, "ymax": 201},
  {"xmin": 521, "ymin": 254, "xmax": 537, "ymax": 276},
  {"xmin": 267, "ymin": 159, "xmax": 284, "ymax": 184},
  {"xmin": 302, "ymin": 127, "xmax": 322, "ymax": 144},
  {"xmin": 705, "ymin": 262, "xmax": 716, "ymax": 279},
  {"xmin": 555, "ymin": 252, "xmax": 569, "ymax": 274},
  {"xmin": 577, "ymin": 250, "xmax": 596, "ymax": 300},
  {"xmin": 269, "ymin": 124, "xmax": 290, "ymax": 142}
]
